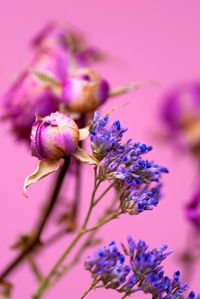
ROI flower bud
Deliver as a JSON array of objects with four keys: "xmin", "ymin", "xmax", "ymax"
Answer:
[
  {"xmin": 3, "ymin": 71, "xmax": 60, "ymax": 141},
  {"xmin": 161, "ymin": 82, "xmax": 200, "ymax": 130},
  {"xmin": 31, "ymin": 22, "xmax": 104, "ymax": 67},
  {"xmin": 31, "ymin": 112, "xmax": 79, "ymax": 160},
  {"xmin": 185, "ymin": 179, "xmax": 200, "ymax": 229},
  {"xmin": 161, "ymin": 82, "xmax": 200, "ymax": 155},
  {"xmin": 32, "ymin": 48, "xmax": 68, "ymax": 82},
  {"xmin": 62, "ymin": 68, "xmax": 110, "ymax": 113}
]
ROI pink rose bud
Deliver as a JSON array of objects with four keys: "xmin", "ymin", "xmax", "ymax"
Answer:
[
  {"xmin": 32, "ymin": 48, "xmax": 68, "ymax": 82},
  {"xmin": 24, "ymin": 111, "xmax": 99, "ymax": 194},
  {"xmin": 31, "ymin": 112, "xmax": 79, "ymax": 160},
  {"xmin": 3, "ymin": 71, "xmax": 60, "ymax": 141},
  {"xmin": 161, "ymin": 82, "xmax": 200, "ymax": 154},
  {"xmin": 185, "ymin": 178, "xmax": 200, "ymax": 229},
  {"xmin": 31, "ymin": 22, "xmax": 104, "ymax": 67},
  {"xmin": 62, "ymin": 68, "xmax": 110, "ymax": 113}
]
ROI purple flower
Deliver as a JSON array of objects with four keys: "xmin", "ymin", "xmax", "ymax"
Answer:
[
  {"xmin": 3, "ymin": 71, "xmax": 60, "ymax": 141},
  {"xmin": 31, "ymin": 112, "xmax": 79, "ymax": 160},
  {"xmin": 185, "ymin": 178, "xmax": 200, "ymax": 229},
  {"xmin": 31, "ymin": 21, "xmax": 104, "ymax": 67},
  {"xmin": 62, "ymin": 68, "xmax": 110, "ymax": 113},
  {"xmin": 24, "ymin": 112, "xmax": 98, "ymax": 193},
  {"xmin": 90, "ymin": 112, "xmax": 168, "ymax": 214},
  {"xmin": 161, "ymin": 82, "xmax": 200, "ymax": 153},
  {"xmin": 85, "ymin": 236, "xmax": 200, "ymax": 298}
]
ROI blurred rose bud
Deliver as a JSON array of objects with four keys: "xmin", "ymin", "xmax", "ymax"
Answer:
[
  {"xmin": 185, "ymin": 179, "xmax": 200, "ymax": 230},
  {"xmin": 32, "ymin": 48, "xmax": 68, "ymax": 82},
  {"xmin": 62, "ymin": 68, "xmax": 110, "ymax": 113},
  {"xmin": 31, "ymin": 22, "xmax": 104, "ymax": 67},
  {"xmin": 161, "ymin": 82, "xmax": 200, "ymax": 156},
  {"xmin": 31, "ymin": 111, "xmax": 79, "ymax": 160},
  {"xmin": 3, "ymin": 71, "xmax": 60, "ymax": 141}
]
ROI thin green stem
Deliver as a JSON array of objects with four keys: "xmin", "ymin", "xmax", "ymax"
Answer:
[
  {"xmin": 33, "ymin": 231, "xmax": 84, "ymax": 299},
  {"xmin": 85, "ymin": 210, "xmax": 121, "ymax": 233},
  {"xmin": 80, "ymin": 280, "xmax": 99, "ymax": 299},
  {"xmin": 93, "ymin": 182, "xmax": 114, "ymax": 207},
  {"xmin": 49, "ymin": 197, "xmax": 119, "ymax": 287},
  {"xmin": 33, "ymin": 168, "xmax": 100, "ymax": 299}
]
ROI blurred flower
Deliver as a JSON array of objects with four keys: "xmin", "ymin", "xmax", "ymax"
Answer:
[
  {"xmin": 161, "ymin": 82, "xmax": 200, "ymax": 158},
  {"xmin": 3, "ymin": 71, "xmax": 60, "ymax": 140},
  {"xmin": 90, "ymin": 112, "xmax": 168, "ymax": 214},
  {"xmin": 185, "ymin": 178, "xmax": 200, "ymax": 229},
  {"xmin": 2, "ymin": 22, "xmax": 105, "ymax": 142},
  {"xmin": 31, "ymin": 21, "xmax": 105, "ymax": 67},
  {"xmin": 62, "ymin": 68, "xmax": 110, "ymax": 113},
  {"xmin": 85, "ymin": 236, "xmax": 200, "ymax": 298},
  {"xmin": 24, "ymin": 112, "xmax": 98, "ymax": 194}
]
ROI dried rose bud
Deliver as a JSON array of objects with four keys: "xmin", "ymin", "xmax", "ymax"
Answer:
[
  {"xmin": 31, "ymin": 22, "xmax": 104, "ymax": 67},
  {"xmin": 24, "ymin": 112, "xmax": 98, "ymax": 194},
  {"xmin": 185, "ymin": 179, "xmax": 200, "ymax": 229},
  {"xmin": 3, "ymin": 71, "xmax": 60, "ymax": 141},
  {"xmin": 32, "ymin": 48, "xmax": 68, "ymax": 82},
  {"xmin": 161, "ymin": 82, "xmax": 200, "ymax": 157},
  {"xmin": 31, "ymin": 112, "xmax": 79, "ymax": 160},
  {"xmin": 62, "ymin": 68, "xmax": 110, "ymax": 113}
]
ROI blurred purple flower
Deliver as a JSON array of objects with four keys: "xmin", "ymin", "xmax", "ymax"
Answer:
[
  {"xmin": 3, "ymin": 71, "xmax": 60, "ymax": 141},
  {"xmin": 31, "ymin": 21, "xmax": 104, "ymax": 67},
  {"xmin": 185, "ymin": 179, "xmax": 200, "ymax": 229},
  {"xmin": 62, "ymin": 68, "xmax": 110, "ymax": 113},
  {"xmin": 2, "ymin": 22, "xmax": 105, "ymax": 142},
  {"xmin": 161, "ymin": 82, "xmax": 200, "ymax": 154}
]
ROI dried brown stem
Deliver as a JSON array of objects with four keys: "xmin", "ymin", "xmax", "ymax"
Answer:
[{"xmin": 0, "ymin": 157, "xmax": 70, "ymax": 281}]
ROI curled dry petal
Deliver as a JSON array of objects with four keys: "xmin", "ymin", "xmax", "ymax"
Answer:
[{"xmin": 23, "ymin": 160, "xmax": 61, "ymax": 196}]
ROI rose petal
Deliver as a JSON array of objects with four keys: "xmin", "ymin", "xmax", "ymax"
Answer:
[
  {"xmin": 79, "ymin": 127, "xmax": 89, "ymax": 141},
  {"xmin": 23, "ymin": 159, "xmax": 61, "ymax": 196},
  {"xmin": 72, "ymin": 146, "xmax": 100, "ymax": 166}
]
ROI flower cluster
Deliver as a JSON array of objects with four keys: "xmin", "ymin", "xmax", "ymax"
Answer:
[
  {"xmin": 85, "ymin": 236, "xmax": 200, "ymax": 298},
  {"xmin": 2, "ymin": 22, "xmax": 103, "ymax": 141},
  {"xmin": 90, "ymin": 112, "xmax": 168, "ymax": 214}
]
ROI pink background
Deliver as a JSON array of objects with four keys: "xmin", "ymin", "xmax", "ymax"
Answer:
[{"xmin": 1, "ymin": 1, "xmax": 200, "ymax": 298}]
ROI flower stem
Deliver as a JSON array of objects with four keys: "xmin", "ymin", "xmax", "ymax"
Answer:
[
  {"xmin": 0, "ymin": 157, "xmax": 70, "ymax": 281},
  {"xmin": 33, "ymin": 168, "xmax": 100, "ymax": 298},
  {"xmin": 27, "ymin": 255, "xmax": 43, "ymax": 282},
  {"xmin": 80, "ymin": 280, "xmax": 99, "ymax": 299},
  {"xmin": 70, "ymin": 115, "xmax": 86, "ymax": 227},
  {"xmin": 93, "ymin": 182, "xmax": 114, "ymax": 207},
  {"xmin": 85, "ymin": 210, "xmax": 121, "ymax": 233},
  {"xmin": 48, "ymin": 196, "xmax": 119, "ymax": 288}
]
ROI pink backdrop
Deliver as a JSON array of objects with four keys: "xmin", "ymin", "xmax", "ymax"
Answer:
[{"xmin": 1, "ymin": 1, "xmax": 200, "ymax": 298}]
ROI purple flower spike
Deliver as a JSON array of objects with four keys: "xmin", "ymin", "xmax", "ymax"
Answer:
[
  {"xmin": 31, "ymin": 112, "xmax": 79, "ymax": 160},
  {"xmin": 62, "ymin": 68, "xmax": 110, "ymax": 113},
  {"xmin": 185, "ymin": 178, "xmax": 200, "ymax": 229},
  {"xmin": 85, "ymin": 236, "xmax": 200, "ymax": 298},
  {"xmin": 90, "ymin": 112, "xmax": 168, "ymax": 215}
]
